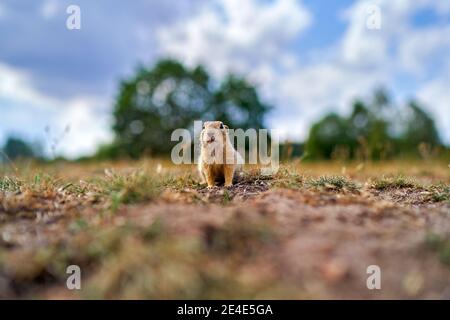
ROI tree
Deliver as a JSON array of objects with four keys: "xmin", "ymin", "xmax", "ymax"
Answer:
[
  {"xmin": 109, "ymin": 59, "xmax": 271, "ymax": 158},
  {"xmin": 2, "ymin": 137, "xmax": 35, "ymax": 160},
  {"xmin": 400, "ymin": 101, "xmax": 441, "ymax": 153},
  {"xmin": 305, "ymin": 89, "xmax": 442, "ymax": 160},
  {"xmin": 306, "ymin": 113, "xmax": 355, "ymax": 159}
]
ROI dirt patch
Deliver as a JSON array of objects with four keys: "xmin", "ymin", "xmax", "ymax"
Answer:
[
  {"xmin": 197, "ymin": 179, "xmax": 271, "ymax": 203},
  {"xmin": 107, "ymin": 189, "xmax": 450, "ymax": 298},
  {"xmin": 369, "ymin": 187, "xmax": 450, "ymax": 208}
]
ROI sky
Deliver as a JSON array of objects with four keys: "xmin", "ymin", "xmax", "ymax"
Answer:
[{"xmin": 0, "ymin": 0, "xmax": 449, "ymax": 158}]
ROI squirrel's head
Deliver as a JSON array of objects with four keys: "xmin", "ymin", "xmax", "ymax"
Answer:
[{"xmin": 200, "ymin": 121, "xmax": 229, "ymax": 146}]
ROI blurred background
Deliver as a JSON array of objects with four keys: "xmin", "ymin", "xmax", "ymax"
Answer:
[{"xmin": 0, "ymin": 0, "xmax": 449, "ymax": 162}]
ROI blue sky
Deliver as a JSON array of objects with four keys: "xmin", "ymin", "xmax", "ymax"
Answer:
[{"xmin": 0, "ymin": 0, "xmax": 449, "ymax": 158}]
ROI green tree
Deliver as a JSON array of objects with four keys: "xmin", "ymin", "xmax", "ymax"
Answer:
[
  {"xmin": 109, "ymin": 59, "xmax": 270, "ymax": 158},
  {"xmin": 2, "ymin": 137, "xmax": 35, "ymax": 160},
  {"xmin": 305, "ymin": 89, "xmax": 441, "ymax": 160},
  {"xmin": 306, "ymin": 113, "xmax": 355, "ymax": 159},
  {"xmin": 400, "ymin": 101, "xmax": 441, "ymax": 154}
]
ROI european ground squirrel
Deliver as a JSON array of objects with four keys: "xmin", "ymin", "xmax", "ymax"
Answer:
[{"xmin": 198, "ymin": 121, "xmax": 244, "ymax": 188}]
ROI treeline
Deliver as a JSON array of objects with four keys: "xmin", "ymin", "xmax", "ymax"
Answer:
[
  {"xmin": 305, "ymin": 90, "xmax": 444, "ymax": 160},
  {"xmin": 0, "ymin": 137, "xmax": 42, "ymax": 162},
  {"xmin": 100, "ymin": 59, "xmax": 446, "ymax": 161}
]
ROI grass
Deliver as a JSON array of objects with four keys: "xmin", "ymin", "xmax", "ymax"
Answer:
[
  {"xmin": 425, "ymin": 233, "xmax": 450, "ymax": 265},
  {"xmin": 0, "ymin": 176, "xmax": 22, "ymax": 192},
  {"xmin": 271, "ymin": 166, "xmax": 303, "ymax": 189},
  {"xmin": 307, "ymin": 175, "xmax": 360, "ymax": 192},
  {"xmin": 1, "ymin": 159, "xmax": 449, "ymax": 298},
  {"xmin": 162, "ymin": 172, "xmax": 203, "ymax": 190},
  {"xmin": 370, "ymin": 175, "xmax": 450, "ymax": 203},
  {"xmin": 0, "ymin": 168, "xmax": 165, "ymax": 219},
  {"xmin": 222, "ymin": 189, "xmax": 231, "ymax": 204},
  {"xmin": 94, "ymin": 169, "xmax": 161, "ymax": 205},
  {"xmin": 371, "ymin": 175, "xmax": 419, "ymax": 190},
  {"xmin": 425, "ymin": 183, "xmax": 450, "ymax": 203}
]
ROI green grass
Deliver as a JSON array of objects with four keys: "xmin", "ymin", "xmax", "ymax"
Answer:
[
  {"xmin": 271, "ymin": 167, "xmax": 303, "ymax": 189},
  {"xmin": 307, "ymin": 175, "xmax": 359, "ymax": 192},
  {"xmin": 425, "ymin": 183, "xmax": 450, "ymax": 203},
  {"xmin": 371, "ymin": 175, "xmax": 418, "ymax": 190},
  {"xmin": 92, "ymin": 170, "xmax": 162, "ymax": 207},
  {"xmin": 162, "ymin": 172, "xmax": 203, "ymax": 190},
  {"xmin": 222, "ymin": 189, "xmax": 231, "ymax": 204},
  {"xmin": 0, "ymin": 176, "xmax": 22, "ymax": 192},
  {"xmin": 1, "ymin": 169, "xmax": 166, "ymax": 217},
  {"xmin": 425, "ymin": 233, "xmax": 450, "ymax": 266}
]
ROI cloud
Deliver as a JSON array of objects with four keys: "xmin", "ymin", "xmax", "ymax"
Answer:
[
  {"xmin": 417, "ymin": 75, "xmax": 450, "ymax": 143},
  {"xmin": 398, "ymin": 25, "xmax": 450, "ymax": 75},
  {"xmin": 54, "ymin": 98, "xmax": 113, "ymax": 158},
  {"xmin": 157, "ymin": 0, "xmax": 312, "ymax": 78},
  {"xmin": 0, "ymin": 0, "xmax": 202, "ymax": 99},
  {"xmin": 0, "ymin": 63, "xmax": 112, "ymax": 158},
  {"xmin": 0, "ymin": 63, "xmax": 55, "ymax": 110},
  {"xmin": 40, "ymin": 0, "xmax": 60, "ymax": 20}
]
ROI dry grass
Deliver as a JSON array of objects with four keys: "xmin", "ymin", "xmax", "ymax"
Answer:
[
  {"xmin": 371, "ymin": 175, "xmax": 419, "ymax": 190},
  {"xmin": 307, "ymin": 175, "xmax": 360, "ymax": 192},
  {"xmin": 0, "ymin": 159, "xmax": 449, "ymax": 299}
]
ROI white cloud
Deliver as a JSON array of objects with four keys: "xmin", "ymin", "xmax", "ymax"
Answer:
[
  {"xmin": 0, "ymin": 63, "xmax": 56, "ymax": 110},
  {"xmin": 0, "ymin": 63, "xmax": 112, "ymax": 158},
  {"xmin": 157, "ymin": 0, "xmax": 312, "ymax": 78},
  {"xmin": 55, "ymin": 98, "xmax": 113, "ymax": 158},
  {"xmin": 340, "ymin": 1, "xmax": 388, "ymax": 67},
  {"xmin": 267, "ymin": 61, "xmax": 389, "ymax": 141},
  {"xmin": 40, "ymin": 0, "xmax": 60, "ymax": 20},
  {"xmin": 417, "ymin": 76, "xmax": 450, "ymax": 143},
  {"xmin": 398, "ymin": 26, "xmax": 450, "ymax": 75},
  {"xmin": 340, "ymin": 0, "xmax": 450, "ymax": 71},
  {"xmin": 279, "ymin": 63, "xmax": 386, "ymax": 112}
]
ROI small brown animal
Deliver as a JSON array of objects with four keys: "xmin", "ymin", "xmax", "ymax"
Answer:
[{"xmin": 198, "ymin": 121, "xmax": 243, "ymax": 188}]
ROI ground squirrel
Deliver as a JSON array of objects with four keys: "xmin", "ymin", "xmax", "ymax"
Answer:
[{"xmin": 198, "ymin": 121, "xmax": 244, "ymax": 188}]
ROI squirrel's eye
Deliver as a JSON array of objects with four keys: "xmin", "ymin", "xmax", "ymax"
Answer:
[
  {"xmin": 202, "ymin": 125, "xmax": 205, "ymax": 129},
  {"xmin": 220, "ymin": 123, "xmax": 224, "ymax": 129}
]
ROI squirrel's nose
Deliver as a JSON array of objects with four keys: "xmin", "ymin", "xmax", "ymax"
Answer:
[{"xmin": 205, "ymin": 132, "xmax": 215, "ymax": 142}]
